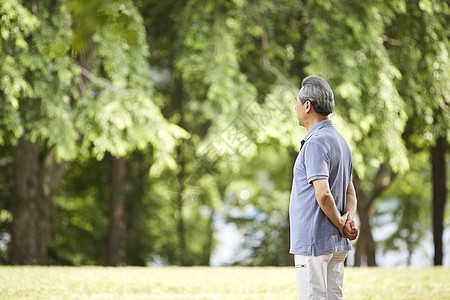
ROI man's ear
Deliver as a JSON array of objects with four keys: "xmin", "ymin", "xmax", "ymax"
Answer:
[{"xmin": 305, "ymin": 100, "xmax": 311, "ymax": 113}]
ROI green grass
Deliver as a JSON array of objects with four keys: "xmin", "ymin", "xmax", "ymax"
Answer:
[{"xmin": 0, "ymin": 266, "xmax": 448, "ymax": 299}]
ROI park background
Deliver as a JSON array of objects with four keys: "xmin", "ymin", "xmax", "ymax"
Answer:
[{"xmin": 0, "ymin": 0, "xmax": 449, "ymax": 275}]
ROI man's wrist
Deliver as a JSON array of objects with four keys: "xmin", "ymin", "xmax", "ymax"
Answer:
[{"xmin": 344, "ymin": 211, "xmax": 354, "ymax": 221}]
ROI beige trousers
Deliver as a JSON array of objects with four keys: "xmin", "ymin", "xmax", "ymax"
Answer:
[{"xmin": 295, "ymin": 250, "xmax": 349, "ymax": 300}]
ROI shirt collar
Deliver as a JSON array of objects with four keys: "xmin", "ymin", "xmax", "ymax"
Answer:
[{"xmin": 300, "ymin": 119, "xmax": 333, "ymax": 150}]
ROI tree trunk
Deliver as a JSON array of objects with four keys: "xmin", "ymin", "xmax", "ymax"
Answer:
[
  {"xmin": 174, "ymin": 73, "xmax": 188, "ymax": 266},
  {"xmin": 353, "ymin": 176, "xmax": 375, "ymax": 267},
  {"xmin": 201, "ymin": 208, "xmax": 215, "ymax": 265},
  {"xmin": 107, "ymin": 156, "xmax": 126, "ymax": 266},
  {"xmin": 177, "ymin": 147, "xmax": 186, "ymax": 265},
  {"xmin": 10, "ymin": 137, "xmax": 66, "ymax": 265},
  {"xmin": 124, "ymin": 152, "xmax": 149, "ymax": 266},
  {"xmin": 431, "ymin": 134, "xmax": 447, "ymax": 266},
  {"xmin": 354, "ymin": 201, "xmax": 376, "ymax": 266},
  {"xmin": 353, "ymin": 164, "xmax": 395, "ymax": 267}
]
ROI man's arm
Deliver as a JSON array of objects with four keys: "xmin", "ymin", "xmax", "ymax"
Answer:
[
  {"xmin": 312, "ymin": 179, "xmax": 348, "ymax": 237},
  {"xmin": 345, "ymin": 181, "xmax": 357, "ymax": 220},
  {"xmin": 343, "ymin": 180, "xmax": 358, "ymax": 240}
]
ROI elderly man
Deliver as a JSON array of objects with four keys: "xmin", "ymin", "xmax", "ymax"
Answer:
[{"xmin": 289, "ymin": 76, "xmax": 358, "ymax": 300}]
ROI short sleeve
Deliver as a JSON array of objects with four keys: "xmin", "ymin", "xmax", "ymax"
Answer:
[{"xmin": 304, "ymin": 140, "xmax": 330, "ymax": 184}]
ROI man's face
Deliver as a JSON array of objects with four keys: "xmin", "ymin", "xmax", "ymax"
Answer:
[{"xmin": 295, "ymin": 88, "xmax": 305, "ymax": 126}]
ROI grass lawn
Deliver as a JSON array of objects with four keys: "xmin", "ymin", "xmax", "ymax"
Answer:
[{"xmin": 0, "ymin": 266, "xmax": 448, "ymax": 299}]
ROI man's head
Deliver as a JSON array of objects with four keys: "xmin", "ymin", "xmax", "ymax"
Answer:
[{"xmin": 295, "ymin": 76, "xmax": 334, "ymax": 128}]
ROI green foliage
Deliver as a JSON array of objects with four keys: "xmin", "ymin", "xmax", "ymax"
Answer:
[
  {"xmin": 303, "ymin": 0, "xmax": 410, "ymax": 176},
  {"xmin": 0, "ymin": 0, "xmax": 80, "ymax": 160},
  {"xmin": 0, "ymin": 0, "xmax": 448, "ymax": 267},
  {"xmin": 0, "ymin": 0, "xmax": 189, "ymax": 266},
  {"xmin": 386, "ymin": 0, "xmax": 450, "ymax": 148},
  {"xmin": 73, "ymin": 0, "xmax": 188, "ymax": 170},
  {"xmin": 69, "ymin": 0, "xmax": 141, "ymax": 55},
  {"xmin": 221, "ymin": 144, "xmax": 293, "ymax": 266},
  {"xmin": 49, "ymin": 155, "xmax": 110, "ymax": 265},
  {"xmin": 371, "ymin": 0, "xmax": 449, "ymax": 265},
  {"xmin": 1, "ymin": 0, "xmax": 187, "ymax": 163},
  {"xmin": 374, "ymin": 152, "xmax": 432, "ymax": 264}
]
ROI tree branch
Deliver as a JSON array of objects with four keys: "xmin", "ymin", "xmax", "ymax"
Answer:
[
  {"xmin": 80, "ymin": 66, "xmax": 129, "ymax": 93},
  {"xmin": 352, "ymin": 171, "xmax": 366, "ymax": 203},
  {"xmin": 297, "ymin": 0, "xmax": 306, "ymax": 10},
  {"xmin": 260, "ymin": 26, "xmax": 297, "ymax": 89},
  {"xmin": 368, "ymin": 163, "xmax": 396, "ymax": 207},
  {"xmin": 40, "ymin": 152, "xmax": 66, "ymax": 199},
  {"xmin": 382, "ymin": 35, "xmax": 403, "ymax": 47}
]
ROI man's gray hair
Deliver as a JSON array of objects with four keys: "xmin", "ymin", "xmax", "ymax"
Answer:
[{"xmin": 300, "ymin": 76, "xmax": 335, "ymax": 116}]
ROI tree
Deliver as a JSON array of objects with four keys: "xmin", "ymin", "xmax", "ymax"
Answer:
[
  {"xmin": 137, "ymin": 0, "xmax": 263, "ymax": 265},
  {"xmin": 3, "ymin": 0, "xmax": 446, "ymax": 267},
  {"xmin": 1, "ymin": 0, "xmax": 79, "ymax": 264},
  {"xmin": 374, "ymin": 152, "xmax": 432, "ymax": 266},
  {"xmin": 0, "ymin": 0, "xmax": 186, "ymax": 265},
  {"xmin": 221, "ymin": 143, "xmax": 294, "ymax": 266},
  {"xmin": 0, "ymin": 143, "xmax": 12, "ymax": 264},
  {"xmin": 72, "ymin": 0, "xmax": 189, "ymax": 266},
  {"xmin": 49, "ymin": 154, "xmax": 110, "ymax": 265},
  {"xmin": 122, "ymin": 151, "xmax": 152, "ymax": 266},
  {"xmin": 384, "ymin": 0, "xmax": 449, "ymax": 265}
]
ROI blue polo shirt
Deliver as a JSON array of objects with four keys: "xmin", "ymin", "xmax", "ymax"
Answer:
[{"xmin": 289, "ymin": 120, "xmax": 353, "ymax": 256}]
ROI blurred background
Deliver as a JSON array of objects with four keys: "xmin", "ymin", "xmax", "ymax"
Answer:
[{"xmin": 0, "ymin": 0, "xmax": 449, "ymax": 268}]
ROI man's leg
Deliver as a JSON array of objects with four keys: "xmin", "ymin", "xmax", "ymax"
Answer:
[
  {"xmin": 326, "ymin": 251, "xmax": 349, "ymax": 300},
  {"xmin": 295, "ymin": 253, "xmax": 332, "ymax": 300}
]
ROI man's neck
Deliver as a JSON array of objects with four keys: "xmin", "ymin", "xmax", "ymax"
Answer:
[{"xmin": 305, "ymin": 116, "xmax": 329, "ymax": 132}]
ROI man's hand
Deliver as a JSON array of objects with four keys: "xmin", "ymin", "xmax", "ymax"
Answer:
[
  {"xmin": 339, "ymin": 212, "xmax": 358, "ymax": 240},
  {"xmin": 337, "ymin": 212, "xmax": 349, "ymax": 238},
  {"xmin": 312, "ymin": 179, "xmax": 359, "ymax": 240}
]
